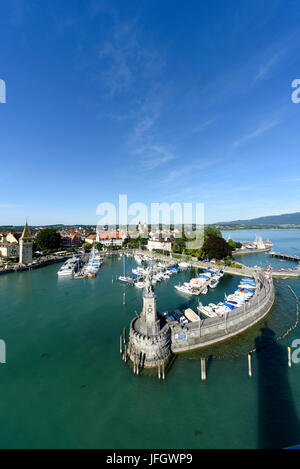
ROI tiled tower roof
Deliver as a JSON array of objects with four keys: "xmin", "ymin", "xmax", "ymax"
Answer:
[{"xmin": 20, "ymin": 221, "xmax": 32, "ymax": 240}]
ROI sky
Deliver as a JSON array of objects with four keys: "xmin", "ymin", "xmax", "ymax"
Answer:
[{"xmin": 1, "ymin": 0, "xmax": 300, "ymax": 225}]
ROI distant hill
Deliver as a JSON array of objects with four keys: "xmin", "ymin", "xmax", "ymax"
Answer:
[{"xmin": 214, "ymin": 212, "xmax": 300, "ymax": 227}]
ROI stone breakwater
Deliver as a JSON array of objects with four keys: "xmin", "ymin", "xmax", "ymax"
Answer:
[
  {"xmin": 171, "ymin": 274, "xmax": 275, "ymax": 353},
  {"xmin": 125, "ymin": 270, "xmax": 275, "ymax": 369}
]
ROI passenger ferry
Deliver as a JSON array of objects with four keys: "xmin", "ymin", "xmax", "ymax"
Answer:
[{"xmin": 57, "ymin": 257, "xmax": 80, "ymax": 276}]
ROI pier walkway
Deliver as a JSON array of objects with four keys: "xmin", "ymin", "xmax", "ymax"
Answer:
[
  {"xmin": 233, "ymin": 246, "xmax": 272, "ymax": 255},
  {"xmin": 270, "ymin": 252, "xmax": 300, "ymax": 262},
  {"xmin": 171, "ymin": 273, "xmax": 275, "ymax": 352},
  {"xmin": 128, "ymin": 249, "xmax": 300, "ymax": 279}
]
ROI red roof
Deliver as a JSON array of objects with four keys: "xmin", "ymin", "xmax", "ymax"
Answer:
[
  {"xmin": 97, "ymin": 230, "xmax": 125, "ymax": 240},
  {"xmin": 6, "ymin": 232, "xmax": 22, "ymax": 240},
  {"xmin": 86, "ymin": 235, "xmax": 96, "ymax": 240},
  {"xmin": 0, "ymin": 242, "xmax": 18, "ymax": 246}
]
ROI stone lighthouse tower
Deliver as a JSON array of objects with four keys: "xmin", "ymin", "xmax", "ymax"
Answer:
[
  {"xmin": 19, "ymin": 221, "xmax": 33, "ymax": 265},
  {"xmin": 128, "ymin": 269, "xmax": 172, "ymax": 369},
  {"xmin": 139, "ymin": 271, "xmax": 159, "ymax": 336}
]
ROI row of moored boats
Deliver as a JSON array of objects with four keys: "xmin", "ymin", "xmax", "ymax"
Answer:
[
  {"xmin": 118, "ymin": 260, "xmax": 180, "ymax": 288},
  {"xmin": 57, "ymin": 247, "xmax": 103, "ymax": 278},
  {"xmin": 174, "ymin": 269, "xmax": 223, "ymax": 296},
  {"xmin": 197, "ymin": 277, "xmax": 257, "ymax": 318}
]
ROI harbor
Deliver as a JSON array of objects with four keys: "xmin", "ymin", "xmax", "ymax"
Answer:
[
  {"xmin": 122, "ymin": 266, "xmax": 274, "ymax": 371},
  {"xmin": 2, "ymin": 0, "xmax": 300, "ymax": 450},
  {"xmin": 0, "ymin": 234, "xmax": 299, "ymax": 449}
]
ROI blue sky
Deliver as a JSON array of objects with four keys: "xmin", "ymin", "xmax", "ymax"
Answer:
[{"xmin": 1, "ymin": 0, "xmax": 300, "ymax": 225}]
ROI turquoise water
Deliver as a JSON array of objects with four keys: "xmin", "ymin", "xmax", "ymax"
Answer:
[
  {"xmin": 0, "ymin": 233, "xmax": 300, "ymax": 448},
  {"xmin": 223, "ymin": 228, "xmax": 300, "ymax": 270}
]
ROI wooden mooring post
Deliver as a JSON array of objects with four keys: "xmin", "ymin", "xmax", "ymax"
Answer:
[
  {"xmin": 123, "ymin": 344, "xmax": 127, "ymax": 363},
  {"xmin": 248, "ymin": 354, "xmax": 252, "ymax": 377},
  {"xmin": 201, "ymin": 358, "xmax": 206, "ymax": 381},
  {"xmin": 288, "ymin": 347, "xmax": 292, "ymax": 368},
  {"xmin": 162, "ymin": 362, "xmax": 165, "ymax": 380}
]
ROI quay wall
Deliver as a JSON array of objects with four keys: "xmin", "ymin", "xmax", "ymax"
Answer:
[
  {"xmin": 0, "ymin": 255, "xmax": 71, "ymax": 275},
  {"xmin": 171, "ymin": 277, "xmax": 275, "ymax": 353}
]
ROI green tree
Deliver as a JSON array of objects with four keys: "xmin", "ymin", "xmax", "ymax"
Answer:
[
  {"xmin": 35, "ymin": 228, "xmax": 61, "ymax": 251},
  {"xmin": 204, "ymin": 226, "xmax": 222, "ymax": 239},
  {"xmin": 227, "ymin": 239, "xmax": 242, "ymax": 249},
  {"xmin": 82, "ymin": 242, "xmax": 92, "ymax": 252},
  {"xmin": 202, "ymin": 233, "xmax": 232, "ymax": 260}
]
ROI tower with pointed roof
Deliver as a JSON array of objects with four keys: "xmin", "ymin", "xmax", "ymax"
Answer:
[
  {"xmin": 19, "ymin": 221, "xmax": 33, "ymax": 265},
  {"xmin": 128, "ymin": 267, "xmax": 172, "ymax": 368},
  {"xmin": 139, "ymin": 269, "xmax": 158, "ymax": 335}
]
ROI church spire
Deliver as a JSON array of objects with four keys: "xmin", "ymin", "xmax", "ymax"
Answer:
[{"xmin": 20, "ymin": 220, "xmax": 32, "ymax": 240}]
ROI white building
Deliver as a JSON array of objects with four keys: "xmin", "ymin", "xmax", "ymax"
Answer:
[{"xmin": 147, "ymin": 232, "xmax": 172, "ymax": 252}]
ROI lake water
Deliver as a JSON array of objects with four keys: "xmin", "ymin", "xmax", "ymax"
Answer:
[{"xmin": 0, "ymin": 229, "xmax": 299, "ymax": 449}]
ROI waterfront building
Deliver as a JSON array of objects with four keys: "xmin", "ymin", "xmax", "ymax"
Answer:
[
  {"xmin": 96, "ymin": 230, "xmax": 125, "ymax": 247},
  {"xmin": 85, "ymin": 234, "xmax": 97, "ymax": 245},
  {"xmin": 0, "ymin": 242, "xmax": 19, "ymax": 258},
  {"xmin": 19, "ymin": 221, "xmax": 33, "ymax": 265},
  {"xmin": 6, "ymin": 232, "xmax": 22, "ymax": 244},
  {"xmin": 0, "ymin": 232, "xmax": 9, "ymax": 243},
  {"xmin": 147, "ymin": 232, "xmax": 172, "ymax": 252},
  {"xmin": 59, "ymin": 230, "xmax": 82, "ymax": 248}
]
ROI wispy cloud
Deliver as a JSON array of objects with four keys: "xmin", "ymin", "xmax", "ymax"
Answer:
[
  {"xmin": 255, "ymin": 52, "xmax": 283, "ymax": 82},
  {"xmin": 137, "ymin": 145, "xmax": 175, "ymax": 171},
  {"xmin": 162, "ymin": 158, "xmax": 223, "ymax": 184},
  {"xmin": 233, "ymin": 119, "xmax": 280, "ymax": 148},
  {"xmin": 97, "ymin": 16, "xmax": 164, "ymax": 97},
  {"xmin": 281, "ymin": 177, "xmax": 300, "ymax": 183},
  {"xmin": 0, "ymin": 204, "xmax": 23, "ymax": 209},
  {"xmin": 192, "ymin": 119, "xmax": 216, "ymax": 134},
  {"xmin": 94, "ymin": 12, "xmax": 171, "ymax": 170}
]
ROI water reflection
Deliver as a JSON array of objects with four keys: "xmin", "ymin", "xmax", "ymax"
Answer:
[{"xmin": 256, "ymin": 327, "xmax": 300, "ymax": 448}]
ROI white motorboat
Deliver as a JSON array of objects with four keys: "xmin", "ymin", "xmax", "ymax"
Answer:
[
  {"xmin": 209, "ymin": 278, "xmax": 219, "ymax": 288},
  {"xmin": 238, "ymin": 283, "xmax": 256, "ymax": 290},
  {"xmin": 57, "ymin": 257, "xmax": 79, "ymax": 276},
  {"xmin": 178, "ymin": 261, "xmax": 191, "ymax": 269},
  {"xmin": 132, "ymin": 267, "xmax": 147, "ymax": 276},
  {"xmin": 197, "ymin": 305, "xmax": 218, "ymax": 318},
  {"xmin": 118, "ymin": 276, "xmax": 134, "ymax": 284},
  {"xmin": 175, "ymin": 285, "xmax": 194, "ymax": 295},
  {"xmin": 134, "ymin": 254, "xmax": 143, "ymax": 265}
]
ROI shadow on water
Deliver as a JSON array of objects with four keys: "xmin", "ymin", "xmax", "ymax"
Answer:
[{"xmin": 255, "ymin": 327, "xmax": 300, "ymax": 449}]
